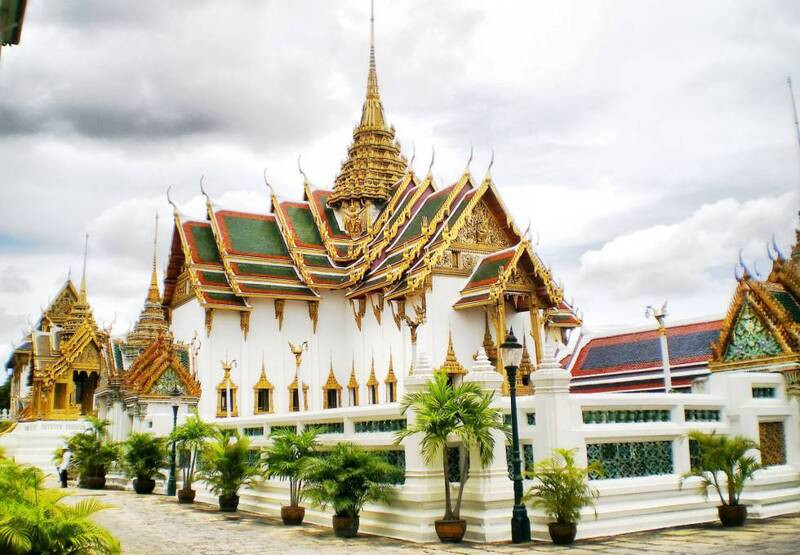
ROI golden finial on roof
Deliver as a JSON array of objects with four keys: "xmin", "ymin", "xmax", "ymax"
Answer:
[
  {"xmin": 366, "ymin": 354, "xmax": 379, "ymax": 386},
  {"xmin": 254, "ymin": 356, "xmax": 273, "ymax": 390},
  {"xmin": 519, "ymin": 333, "xmax": 533, "ymax": 375},
  {"xmin": 147, "ymin": 213, "xmax": 161, "ymax": 304},
  {"xmin": 385, "ymin": 349, "xmax": 397, "ymax": 383},
  {"xmin": 79, "ymin": 233, "xmax": 89, "ymax": 304},
  {"xmin": 328, "ymin": 0, "xmax": 407, "ymax": 207},
  {"xmin": 437, "ymin": 328, "xmax": 467, "ymax": 375},
  {"xmin": 324, "ymin": 357, "xmax": 342, "ymax": 390},
  {"xmin": 347, "ymin": 359, "xmax": 359, "ymax": 389}
]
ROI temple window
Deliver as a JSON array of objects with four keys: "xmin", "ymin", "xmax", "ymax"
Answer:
[
  {"xmin": 253, "ymin": 362, "xmax": 273, "ymax": 415},
  {"xmin": 368, "ymin": 385, "xmax": 378, "ymax": 405},
  {"xmin": 322, "ymin": 363, "xmax": 342, "ymax": 409},
  {"xmin": 348, "ymin": 387, "xmax": 358, "ymax": 406},
  {"xmin": 290, "ymin": 388, "xmax": 300, "ymax": 412},
  {"xmin": 257, "ymin": 389, "xmax": 270, "ymax": 413},
  {"xmin": 385, "ymin": 353, "xmax": 398, "ymax": 403},
  {"xmin": 216, "ymin": 361, "xmax": 238, "ymax": 417}
]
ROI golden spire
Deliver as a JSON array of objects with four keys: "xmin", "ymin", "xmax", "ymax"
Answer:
[
  {"xmin": 147, "ymin": 214, "xmax": 161, "ymax": 304},
  {"xmin": 78, "ymin": 233, "xmax": 89, "ymax": 304},
  {"xmin": 366, "ymin": 354, "xmax": 378, "ymax": 386},
  {"xmin": 328, "ymin": 0, "xmax": 407, "ymax": 207},
  {"xmin": 347, "ymin": 359, "xmax": 359, "ymax": 389},
  {"xmin": 385, "ymin": 349, "xmax": 397, "ymax": 383},
  {"xmin": 437, "ymin": 329, "xmax": 467, "ymax": 375}
]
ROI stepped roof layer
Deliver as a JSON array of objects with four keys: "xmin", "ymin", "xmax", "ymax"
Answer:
[
  {"xmin": 569, "ymin": 319, "xmax": 722, "ymax": 393},
  {"xmin": 161, "ymin": 6, "xmax": 567, "ymax": 314}
]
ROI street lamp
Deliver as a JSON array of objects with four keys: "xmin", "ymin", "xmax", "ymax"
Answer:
[
  {"xmin": 500, "ymin": 327, "xmax": 531, "ymax": 543},
  {"xmin": 166, "ymin": 386, "xmax": 181, "ymax": 497}
]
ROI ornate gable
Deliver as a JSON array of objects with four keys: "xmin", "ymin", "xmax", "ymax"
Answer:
[
  {"xmin": 123, "ymin": 333, "xmax": 201, "ymax": 398},
  {"xmin": 711, "ymin": 278, "xmax": 799, "ymax": 371}
]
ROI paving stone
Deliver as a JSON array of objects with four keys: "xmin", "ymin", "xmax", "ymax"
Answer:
[{"xmin": 57, "ymin": 485, "xmax": 800, "ymax": 554}]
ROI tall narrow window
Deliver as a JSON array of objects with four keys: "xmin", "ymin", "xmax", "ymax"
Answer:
[
  {"xmin": 387, "ymin": 382, "xmax": 396, "ymax": 403},
  {"xmin": 327, "ymin": 389, "xmax": 338, "ymax": 409},
  {"xmin": 257, "ymin": 389, "xmax": 270, "ymax": 413},
  {"xmin": 369, "ymin": 385, "xmax": 378, "ymax": 405},
  {"xmin": 291, "ymin": 389, "xmax": 300, "ymax": 412}
]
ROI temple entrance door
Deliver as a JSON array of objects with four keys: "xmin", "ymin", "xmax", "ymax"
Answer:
[{"xmin": 73, "ymin": 371, "xmax": 99, "ymax": 415}]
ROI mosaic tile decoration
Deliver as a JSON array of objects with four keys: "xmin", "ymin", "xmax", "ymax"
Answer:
[
  {"xmin": 583, "ymin": 409, "xmax": 671, "ymax": 424},
  {"xmin": 374, "ymin": 449, "xmax": 406, "ymax": 484},
  {"xmin": 586, "ymin": 440, "xmax": 673, "ymax": 479},
  {"xmin": 759, "ymin": 421, "xmax": 786, "ymax": 466},
  {"xmin": 684, "ymin": 409, "xmax": 721, "ymax": 422},
  {"xmin": 752, "ymin": 387, "xmax": 777, "ymax": 399},
  {"xmin": 354, "ymin": 418, "xmax": 407, "ymax": 433},
  {"xmin": 306, "ymin": 422, "xmax": 344, "ymax": 435}
]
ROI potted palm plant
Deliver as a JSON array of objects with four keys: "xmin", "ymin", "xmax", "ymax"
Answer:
[
  {"xmin": 524, "ymin": 448, "xmax": 603, "ymax": 545},
  {"xmin": 303, "ymin": 442, "xmax": 400, "ymax": 538},
  {"xmin": 67, "ymin": 416, "xmax": 118, "ymax": 490},
  {"xmin": 170, "ymin": 412, "xmax": 214, "ymax": 503},
  {"xmin": 680, "ymin": 431, "xmax": 761, "ymax": 527},
  {"xmin": 196, "ymin": 429, "xmax": 260, "ymax": 512},
  {"xmin": 395, "ymin": 373, "xmax": 508, "ymax": 543},
  {"xmin": 261, "ymin": 428, "xmax": 318, "ymax": 525},
  {"xmin": 121, "ymin": 432, "xmax": 168, "ymax": 494}
]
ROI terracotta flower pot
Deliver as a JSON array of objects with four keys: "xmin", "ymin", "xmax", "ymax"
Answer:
[
  {"xmin": 132, "ymin": 478, "xmax": 156, "ymax": 494},
  {"xmin": 434, "ymin": 519, "xmax": 467, "ymax": 543},
  {"xmin": 548, "ymin": 522, "xmax": 577, "ymax": 545},
  {"xmin": 332, "ymin": 515, "xmax": 360, "ymax": 538},
  {"xmin": 281, "ymin": 505, "xmax": 305, "ymax": 525},
  {"xmin": 178, "ymin": 488, "xmax": 196, "ymax": 504},
  {"xmin": 718, "ymin": 504, "xmax": 747, "ymax": 527},
  {"xmin": 218, "ymin": 494, "xmax": 239, "ymax": 512},
  {"xmin": 80, "ymin": 476, "xmax": 106, "ymax": 490}
]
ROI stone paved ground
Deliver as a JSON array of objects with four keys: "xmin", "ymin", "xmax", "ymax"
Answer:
[{"xmin": 65, "ymin": 486, "xmax": 799, "ymax": 554}]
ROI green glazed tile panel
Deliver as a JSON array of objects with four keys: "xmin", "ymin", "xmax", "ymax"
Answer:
[
  {"xmin": 396, "ymin": 189, "xmax": 451, "ymax": 245},
  {"xmin": 269, "ymin": 425, "xmax": 297, "ymax": 435},
  {"xmin": 468, "ymin": 253, "xmax": 513, "ymax": 287},
  {"xmin": 354, "ymin": 418, "xmax": 407, "ymax": 433},
  {"xmin": 286, "ymin": 206, "xmax": 324, "ymax": 246},
  {"xmin": 582, "ymin": 409, "xmax": 671, "ymax": 424},
  {"xmin": 586, "ymin": 440, "xmax": 673, "ymax": 479},
  {"xmin": 234, "ymin": 262, "xmax": 298, "ymax": 279},
  {"xmin": 222, "ymin": 215, "xmax": 290, "ymax": 257},
  {"xmin": 242, "ymin": 426, "xmax": 264, "ymax": 437},
  {"xmin": 306, "ymin": 422, "xmax": 344, "ymax": 435},
  {"xmin": 188, "ymin": 225, "xmax": 221, "ymax": 263},
  {"xmin": 374, "ymin": 450, "xmax": 406, "ymax": 485},
  {"xmin": 684, "ymin": 409, "xmax": 721, "ymax": 422},
  {"xmin": 771, "ymin": 290, "xmax": 800, "ymax": 323},
  {"xmin": 506, "ymin": 443, "xmax": 535, "ymax": 480}
]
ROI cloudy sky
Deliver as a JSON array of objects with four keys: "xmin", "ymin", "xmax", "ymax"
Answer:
[{"xmin": 1, "ymin": 0, "xmax": 799, "ymax": 369}]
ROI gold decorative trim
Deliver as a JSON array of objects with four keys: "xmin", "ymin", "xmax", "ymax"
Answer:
[
  {"xmin": 371, "ymin": 293, "xmax": 384, "ymax": 324},
  {"xmin": 351, "ymin": 298, "xmax": 367, "ymax": 330},
  {"xmin": 307, "ymin": 301, "xmax": 319, "ymax": 333},
  {"xmin": 436, "ymin": 330, "xmax": 467, "ymax": 376},
  {"xmin": 240, "ymin": 311, "xmax": 250, "ymax": 340},
  {"xmin": 274, "ymin": 299, "xmax": 285, "ymax": 331},
  {"xmin": 205, "ymin": 308, "xmax": 214, "ymax": 337}
]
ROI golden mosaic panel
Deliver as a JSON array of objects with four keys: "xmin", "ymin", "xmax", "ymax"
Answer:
[{"xmin": 759, "ymin": 421, "xmax": 786, "ymax": 466}]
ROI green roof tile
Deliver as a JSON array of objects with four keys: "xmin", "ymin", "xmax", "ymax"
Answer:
[
  {"xmin": 187, "ymin": 224, "xmax": 221, "ymax": 264},
  {"xmin": 233, "ymin": 262, "xmax": 298, "ymax": 280},
  {"xmin": 772, "ymin": 290, "xmax": 800, "ymax": 323},
  {"xmin": 395, "ymin": 189, "xmax": 451, "ymax": 245},
  {"xmin": 286, "ymin": 205, "xmax": 323, "ymax": 246},
  {"xmin": 221, "ymin": 214, "xmax": 289, "ymax": 258}
]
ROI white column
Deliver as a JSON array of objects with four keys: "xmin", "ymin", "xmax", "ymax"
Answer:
[
  {"xmin": 530, "ymin": 342, "xmax": 582, "ymax": 461},
  {"xmin": 658, "ymin": 329, "xmax": 673, "ymax": 392},
  {"xmin": 461, "ymin": 348, "xmax": 514, "ymax": 542},
  {"xmin": 398, "ymin": 350, "xmax": 445, "ymax": 542}
]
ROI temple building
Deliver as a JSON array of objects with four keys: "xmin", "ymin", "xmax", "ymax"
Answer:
[
  {"xmin": 709, "ymin": 224, "xmax": 800, "ymax": 393},
  {"xmin": 5, "ymin": 246, "xmax": 113, "ymax": 421},
  {"xmin": 567, "ymin": 318, "xmax": 721, "ymax": 393},
  {"xmin": 161, "ymin": 14, "xmax": 579, "ymax": 422}
]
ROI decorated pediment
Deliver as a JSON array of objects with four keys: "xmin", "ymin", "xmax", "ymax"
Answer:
[
  {"xmin": 711, "ymin": 279, "xmax": 799, "ymax": 371},
  {"xmin": 723, "ymin": 303, "xmax": 782, "ymax": 361},
  {"xmin": 150, "ymin": 366, "xmax": 184, "ymax": 395},
  {"xmin": 123, "ymin": 333, "xmax": 201, "ymax": 398}
]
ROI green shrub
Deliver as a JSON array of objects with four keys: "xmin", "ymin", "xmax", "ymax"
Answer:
[
  {"xmin": 0, "ymin": 458, "xmax": 120, "ymax": 554},
  {"xmin": 260, "ymin": 428, "xmax": 318, "ymax": 507},
  {"xmin": 121, "ymin": 432, "xmax": 168, "ymax": 481},
  {"xmin": 524, "ymin": 448, "xmax": 602, "ymax": 524},
  {"xmin": 680, "ymin": 431, "xmax": 761, "ymax": 506},
  {"xmin": 196, "ymin": 429, "xmax": 259, "ymax": 499},
  {"xmin": 67, "ymin": 416, "xmax": 118, "ymax": 480},
  {"xmin": 303, "ymin": 442, "xmax": 399, "ymax": 518}
]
